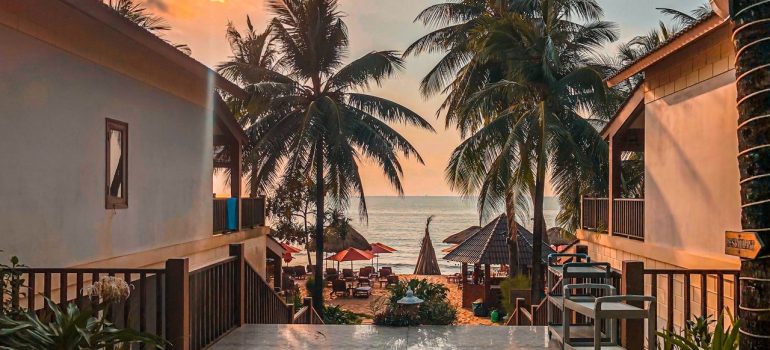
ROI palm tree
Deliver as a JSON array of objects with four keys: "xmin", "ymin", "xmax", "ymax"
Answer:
[
  {"xmin": 449, "ymin": 0, "xmax": 616, "ymax": 302},
  {"xmin": 731, "ymin": 1, "xmax": 770, "ymax": 348},
  {"xmin": 657, "ymin": 2, "xmax": 712, "ymax": 26},
  {"xmin": 104, "ymin": 0, "xmax": 191, "ymax": 55},
  {"xmin": 222, "ymin": 0, "xmax": 434, "ymax": 313},
  {"xmin": 409, "ymin": 0, "xmax": 536, "ymax": 278}
]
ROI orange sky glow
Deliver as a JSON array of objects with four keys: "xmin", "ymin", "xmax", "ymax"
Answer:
[{"xmin": 148, "ymin": 0, "xmax": 703, "ymax": 196}]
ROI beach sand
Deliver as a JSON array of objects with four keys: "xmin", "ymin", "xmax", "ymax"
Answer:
[{"xmin": 295, "ymin": 274, "xmax": 497, "ymax": 325}]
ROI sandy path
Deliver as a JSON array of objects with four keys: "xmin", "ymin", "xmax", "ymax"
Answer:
[{"xmin": 296, "ymin": 274, "xmax": 496, "ymax": 325}]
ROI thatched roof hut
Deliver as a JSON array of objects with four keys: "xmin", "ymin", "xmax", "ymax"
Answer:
[
  {"xmin": 443, "ymin": 215, "xmax": 556, "ymax": 268},
  {"xmin": 442, "ymin": 226, "xmax": 482, "ymax": 244},
  {"xmin": 414, "ymin": 216, "xmax": 441, "ymax": 275},
  {"xmin": 547, "ymin": 227, "xmax": 577, "ymax": 246},
  {"xmin": 308, "ymin": 225, "xmax": 371, "ymax": 253}
]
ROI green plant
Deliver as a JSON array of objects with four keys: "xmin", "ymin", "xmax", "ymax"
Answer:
[
  {"xmin": 0, "ymin": 254, "xmax": 26, "ymax": 317},
  {"xmin": 0, "ymin": 298, "xmax": 166, "ymax": 350},
  {"xmin": 659, "ymin": 312, "xmax": 740, "ymax": 350},
  {"xmin": 419, "ymin": 300, "xmax": 457, "ymax": 325},
  {"xmin": 322, "ymin": 305, "xmax": 362, "ymax": 325},
  {"xmin": 499, "ymin": 274, "xmax": 532, "ymax": 315},
  {"xmin": 375, "ymin": 278, "xmax": 457, "ymax": 326}
]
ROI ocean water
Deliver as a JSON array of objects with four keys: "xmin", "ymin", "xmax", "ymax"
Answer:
[{"xmin": 292, "ymin": 196, "xmax": 560, "ymax": 275}]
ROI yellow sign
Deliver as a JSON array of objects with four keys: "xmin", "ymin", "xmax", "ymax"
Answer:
[{"xmin": 725, "ymin": 231, "xmax": 768, "ymax": 259}]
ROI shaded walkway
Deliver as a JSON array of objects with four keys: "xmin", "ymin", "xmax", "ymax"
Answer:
[{"xmin": 211, "ymin": 324, "xmax": 558, "ymax": 349}]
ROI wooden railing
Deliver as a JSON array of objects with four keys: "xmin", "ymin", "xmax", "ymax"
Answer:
[
  {"xmin": 2, "ymin": 267, "xmax": 166, "ymax": 346},
  {"xmin": 189, "ymin": 255, "xmax": 241, "ymax": 350},
  {"xmin": 244, "ymin": 260, "xmax": 294, "ymax": 324},
  {"xmin": 292, "ymin": 297, "xmax": 324, "ymax": 325},
  {"xmin": 644, "ymin": 268, "xmax": 740, "ymax": 333},
  {"xmin": 241, "ymin": 197, "xmax": 265, "ymax": 228},
  {"xmin": 581, "ymin": 197, "xmax": 609, "ymax": 232},
  {"xmin": 213, "ymin": 198, "xmax": 229, "ymax": 233},
  {"xmin": 613, "ymin": 198, "xmax": 644, "ymax": 240}
]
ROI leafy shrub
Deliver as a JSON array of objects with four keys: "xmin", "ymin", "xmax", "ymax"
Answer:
[
  {"xmin": 659, "ymin": 312, "xmax": 740, "ymax": 350},
  {"xmin": 323, "ymin": 305, "xmax": 363, "ymax": 325},
  {"xmin": 0, "ymin": 298, "xmax": 166, "ymax": 349},
  {"xmin": 419, "ymin": 300, "xmax": 458, "ymax": 325},
  {"xmin": 374, "ymin": 278, "xmax": 457, "ymax": 326},
  {"xmin": 499, "ymin": 274, "xmax": 531, "ymax": 315}
]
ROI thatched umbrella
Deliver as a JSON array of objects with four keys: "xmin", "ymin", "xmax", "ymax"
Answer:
[
  {"xmin": 442, "ymin": 226, "xmax": 482, "ymax": 244},
  {"xmin": 308, "ymin": 225, "xmax": 371, "ymax": 252},
  {"xmin": 414, "ymin": 216, "xmax": 441, "ymax": 275}
]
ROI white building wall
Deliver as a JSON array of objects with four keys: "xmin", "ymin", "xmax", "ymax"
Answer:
[
  {"xmin": 0, "ymin": 26, "xmax": 214, "ymax": 267},
  {"xmin": 644, "ymin": 71, "xmax": 743, "ymax": 261}
]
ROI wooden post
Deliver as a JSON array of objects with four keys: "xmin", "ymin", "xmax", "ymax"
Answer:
[
  {"xmin": 461, "ymin": 263, "xmax": 468, "ymax": 285},
  {"xmin": 484, "ymin": 264, "xmax": 491, "ymax": 307},
  {"xmin": 622, "ymin": 260, "xmax": 645, "ymax": 350},
  {"xmin": 608, "ymin": 137, "xmax": 622, "ymax": 236},
  {"xmin": 514, "ymin": 297, "xmax": 526, "ymax": 325},
  {"xmin": 303, "ymin": 297, "xmax": 313, "ymax": 323},
  {"xmin": 230, "ymin": 243, "xmax": 245, "ymax": 326},
  {"xmin": 165, "ymin": 258, "xmax": 189, "ymax": 350},
  {"xmin": 230, "ymin": 140, "xmax": 242, "ymax": 230}
]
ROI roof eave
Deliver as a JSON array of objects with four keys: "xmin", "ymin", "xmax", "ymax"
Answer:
[
  {"xmin": 60, "ymin": 0, "xmax": 247, "ymax": 99},
  {"xmin": 607, "ymin": 15, "xmax": 728, "ymax": 87}
]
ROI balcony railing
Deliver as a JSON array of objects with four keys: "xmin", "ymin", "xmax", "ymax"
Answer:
[
  {"xmin": 581, "ymin": 197, "xmax": 609, "ymax": 232},
  {"xmin": 213, "ymin": 197, "xmax": 265, "ymax": 234},
  {"xmin": 612, "ymin": 198, "xmax": 644, "ymax": 240}
]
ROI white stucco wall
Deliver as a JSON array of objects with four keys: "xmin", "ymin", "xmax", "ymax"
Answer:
[
  {"xmin": 644, "ymin": 71, "xmax": 742, "ymax": 260},
  {"xmin": 0, "ymin": 26, "xmax": 214, "ymax": 267}
]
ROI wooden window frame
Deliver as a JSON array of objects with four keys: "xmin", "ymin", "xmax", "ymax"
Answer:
[{"xmin": 105, "ymin": 118, "xmax": 128, "ymax": 209}]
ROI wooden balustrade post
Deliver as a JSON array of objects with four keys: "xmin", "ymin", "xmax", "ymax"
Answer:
[
  {"xmin": 230, "ymin": 243, "xmax": 245, "ymax": 326},
  {"xmin": 621, "ymin": 260, "xmax": 644, "ymax": 350},
  {"xmin": 303, "ymin": 297, "xmax": 313, "ymax": 324},
  {"xmin": 514, "ymin": 298, "xmax": 525, "ymax": 325},
  {"xmin": 165, "ymin": 258, "xmax": 190, "ymax": 350}
]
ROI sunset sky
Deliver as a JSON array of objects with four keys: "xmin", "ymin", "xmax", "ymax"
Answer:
[{"xmin": 158, "ymin": 0, "xmax": 705, "ymax": 196}]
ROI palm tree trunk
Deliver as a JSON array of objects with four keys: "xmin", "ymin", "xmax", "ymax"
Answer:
[
  {"xmin": 732, "ymin": 2, "xmax": 770, "ymax": 348},
  {"xmin": 531, "ymin": 105, "xmax": 547, "ymax": 304},
  {"xmin": 312, "ymin": 140, "xmax": 325, "ymax": 315},
  {"xmin": 506, "ymin": 190, "xmax": 521, "ymax": 277}
]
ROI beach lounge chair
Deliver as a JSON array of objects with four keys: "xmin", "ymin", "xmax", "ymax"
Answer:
[
  {"xmin": 342, "ymin": 268, "xmax": 355, "ymax": 280},
  {"xmin": 282, "ymin": 266, "xmax": 295, "ymax": 279},
  {"xmin": 324, "ymin": 268, "xmax": 339, "ymax": 286},
  {"xmin": 378, "ymin": 267, "xmax": 392, "ymax": 286},
  {"xmin": 330, "ymin": 279, "xmax": 349, "ymax": 298},
  {"xmin": 357, "ymin": 276, "xmax": 371, "ymax": 287},
  {"xmin": 386, "ymin": 275, "xmax": 399, "ymax": 288},
  {"xmin": 293, "ymin": 266, "xmax": 307, "ymax": 280},
  {"xmin": 353, "ymin": 286, "xmax": 372, "ymax": 298},
  {"xmin": 359, "ymin": 266, "xmax": 373, "ymax": 278}
]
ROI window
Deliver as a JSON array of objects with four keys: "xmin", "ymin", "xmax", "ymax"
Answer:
[{"xmin": 106, "ymin": 118, "xmax": 128, "ymax": 209}]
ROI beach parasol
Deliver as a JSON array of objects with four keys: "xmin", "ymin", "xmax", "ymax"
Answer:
[
  {"xmin": 414, "ymin": 216, "xmax": 441, "ymax": 275},
  {"xmin": 369, "ymin": 242, "xmax": 397, "ymax": 271},
  {"xmin": 326, "ymin": 247, "xmax": 375, "ymax": 271},
  {"xmin": 279, "ymin": 242, "xmax": 302, "ymax": 263}
]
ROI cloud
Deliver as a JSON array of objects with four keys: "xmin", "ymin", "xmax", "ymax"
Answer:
[{"xmin": 146, "ymin": 0, "xmax": 169, "ymax": 13}]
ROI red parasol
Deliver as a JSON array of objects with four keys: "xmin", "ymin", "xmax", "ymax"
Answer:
[
  {"xmin": 368, "ymin": 242, "xmax": 397, "ymax": 271},
  {"xmin": 326, "ymin": 248, "xmax": 374, "ymax": 270},
  {"xmin": 281, "ymin": 242, "xmax": 302, "ymax": 254}
]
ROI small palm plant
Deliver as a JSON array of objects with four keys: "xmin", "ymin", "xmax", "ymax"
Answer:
[
  {"xmin": 0, "ymin": 275, "xmax": 166, "ymax": 349},
  {"xmin": 658, "ymin": 312, "xmax": 740, "ymax": 350}
]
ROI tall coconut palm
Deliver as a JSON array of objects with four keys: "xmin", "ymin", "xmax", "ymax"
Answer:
[
  {"xmin": 451, "ymin": 0, "xmax": 616, "ymax": 302},
  {"xmin": 224, "ymin": 0, "xmax": 434, "ymax": 312},
  {"xmin": 408, "ymin": 0, "xmax": 536, "ymax": 278},
  {"xmin": 731, "ymin": 1, "xmax": 770, "ymax": 348}
]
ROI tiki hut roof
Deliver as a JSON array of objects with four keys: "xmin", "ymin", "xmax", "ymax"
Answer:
[
  {"xmin": 443, "ymin": 215, "xmax": 556, "ymax": 267},
  {"xmin": 547, "ymin": 227, "xmax": 577, "ymax": 246},
  {"xmin": 414, "ymin": 216, "xmax": 441, "ymax": 275},
  {"xmin": 308, "ymin": 225, "xmax": 371, "ymax": 253},
  {"xmin": 442, "ymin": 226, "xmax": 482, "ymax": 244}
]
